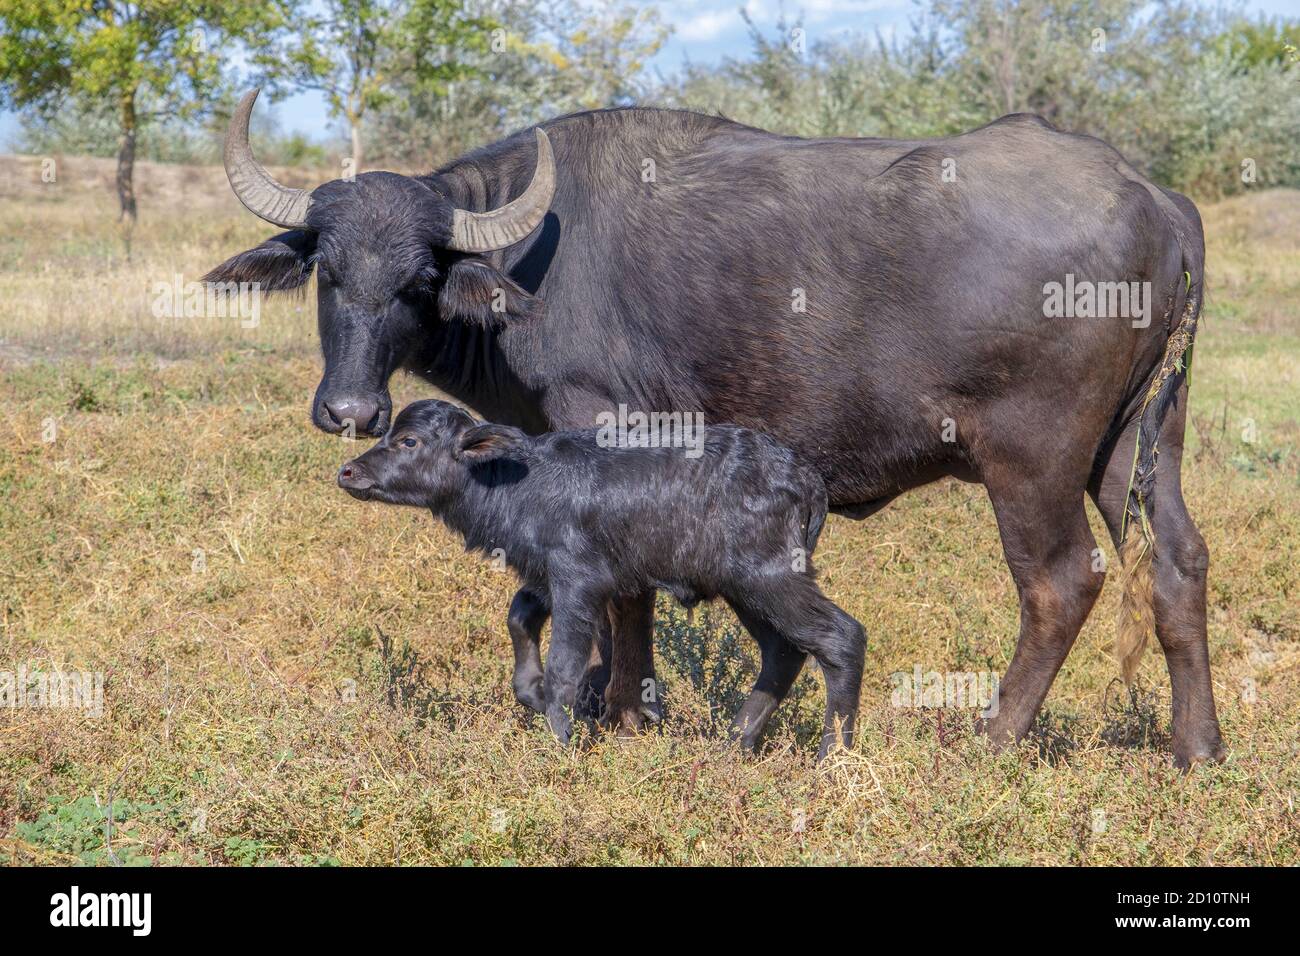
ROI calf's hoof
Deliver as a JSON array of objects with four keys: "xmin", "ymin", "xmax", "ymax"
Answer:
[
  {"xmin": 816, "ymin": 734, "xmax": 854, "ymax": 763},
  {"xmin": 513, "ymin": 679, "xmax": 546, "ymax": 715},
  {"xmin": 545, "ymin": 707, "xmax": 574, "ymax": 746},
  {"xmin": 727, "ymin": 718, "xmax": 762, "ymax": 754}
]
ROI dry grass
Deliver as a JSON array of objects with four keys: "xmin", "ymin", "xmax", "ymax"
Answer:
[{"xmin": 0, "ymin": 156, "xmax": 1297, "ymax": 865}]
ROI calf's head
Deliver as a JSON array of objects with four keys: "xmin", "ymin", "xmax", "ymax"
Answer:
[
  {"xmin": 205, "ymin": 90, "xmax": 554, "ymax": 437},
  {"xmin": 338, "ymin": 400, "xmax": 526, "ymax": 507}
]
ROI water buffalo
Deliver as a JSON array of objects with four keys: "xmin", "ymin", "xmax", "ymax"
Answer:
[
  {"xmin": 336, "ymin": 399, "xmax": 862, "ymax": 757},
  {"xmin": 207, "ymin": 89, "xmax": 1224, "ymax": 767}
]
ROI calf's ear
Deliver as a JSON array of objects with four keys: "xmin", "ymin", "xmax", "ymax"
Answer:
[
  {"xmin": 456, "ymin": 423, "xmax": 526, "ymax": 462},
  {"xmin": 204, "ymin": 230, "xmax": 316, "ymax": 292},
  {"xmin": 438, "ymin": 256, "xmax": 542, "ymax": 326}
]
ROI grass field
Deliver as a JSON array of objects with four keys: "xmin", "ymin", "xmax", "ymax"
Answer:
[{"xmin": 0, "ymin": 154, "xmax": 1296, "ymax": 865}]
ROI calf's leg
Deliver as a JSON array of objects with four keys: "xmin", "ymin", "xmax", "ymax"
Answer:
[
  {"xmin": 506, "ymin": 587, "xmax": 613, "ymax": 723},
  {"xmin": 506, "ymin": 587, "xmax": 548, "ymax": 713},
  {"xmin": 543, "ymin": 588, "xmax": 607, "ymax": 745},
  {"xmin": 734, "ymin": 576, "xmax": 866, "ymax": 760},
  {"xmin": 727, "ymin": 609, "xmax": 807, "ymax": 751}
]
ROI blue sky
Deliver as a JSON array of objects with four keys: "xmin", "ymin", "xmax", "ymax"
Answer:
[{"xmin": 2, "ymin": 0, "xmax": 1296, "ymax": 147}]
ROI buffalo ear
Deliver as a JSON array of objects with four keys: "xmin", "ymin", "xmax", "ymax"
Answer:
[
  {"xmin": 456, "ymin": 423, "xmax": 526, "ymax": 462},
  {"xmin": 204, "ymin": 230, "xmax": 315, "ymax": 292},
  {"xmin": 438, "ymin": 256, "xmax": 542, "ymax": 326}
]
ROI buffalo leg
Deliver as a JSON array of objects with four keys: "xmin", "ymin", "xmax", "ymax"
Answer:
[
  {"xmin": 977, "ymin": 465, "xmax": 1104, "ymax": 747},
  {"xmin": 1089, "ymin": 392, "xmax": 1224, "ymax": 767},
  {"xmin": 542, "ymin": 589, "xmax": 605, "ymax": 745},
  {"xmin": 506, "ymin": 587, "xmax": 548, "ymax": 713},
  {"xmin": 733, "ymin": 577, "xmax": 865, "ymax": 760},
  {"xmin": 574, "ymin": 607, "xmax": 613, "ymax": 721},
  {"xmin": 601, "ymin": 590, "xmax": 659, "ymax": 734},
  {"xmin": 727, "ymin": 608, "xmax": 807, "ymax": 751}
]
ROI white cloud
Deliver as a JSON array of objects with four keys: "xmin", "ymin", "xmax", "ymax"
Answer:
[{"xmin": 677, "ymin": 9, "xmax": 739, "ymax": 43}]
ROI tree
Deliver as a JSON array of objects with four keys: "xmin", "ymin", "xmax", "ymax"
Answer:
[
  {"xmin": 0, "ymin": 1, "xmax": 281, "ymax": 224},
  {"xmin": 366, "ymin": 0, "xmax": 670, "ymax": 168},
  {"xmin": 661, "ymin": 0, "xmax": 1298, "ymax": 199},
  {"xmin": 267, "ymin": 0, "xmax": 494, "ymax": 171},
  {"xmin": 537, "ymin": 0, "xmax": 669, "ymax": 112},
  {"xmin": 1214, "ymin": 15, "xmax": 1299, "ymax": 70}
]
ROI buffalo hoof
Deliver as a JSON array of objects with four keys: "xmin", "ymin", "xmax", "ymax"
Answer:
[
  {"xmin": 726, "ymin": 724, "xmax": 761, "ymax": 755},
  {"xmin": 601, "ymin": 704, "xmax": 660, "ymax": 737},
  {"xmin": 512, "ymin": 678, "xmax": 546, "ymax": 715},
  {"xmin": 1173, "ymin": 738, "xmax": 1227, "ymax": 771},
  {"xmin": 972, "ymin": 714, "xmax": 1020, "ymax": 752},
  {"xmin": 816, "ymin": 733, "xmax": 854, "ymax": 764},
  {"xmin": 546, "ymin": 706, "xmax": 582, "ymax": 747}
]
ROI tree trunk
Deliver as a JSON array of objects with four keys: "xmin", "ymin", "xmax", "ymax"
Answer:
[
  {"xmin": 350, "ymin": 117, "xmax": 363, "ymax": 174},
  {"xmin": 116, "ymin": 89, "xmax": 138, "ymax": 223}
]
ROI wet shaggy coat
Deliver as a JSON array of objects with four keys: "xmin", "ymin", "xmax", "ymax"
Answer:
[{"xmin": 338, "ymin": 400, "xmax": 864, "ymax": 756}]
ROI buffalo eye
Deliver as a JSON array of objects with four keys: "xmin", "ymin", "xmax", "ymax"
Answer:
[
  {"xmin": 401, "ymin": 437, "xmax": 418, "ymax": 448},
  {"xmin": 396, "ymin": 269, "xmax": 437, "ymax": 306}
]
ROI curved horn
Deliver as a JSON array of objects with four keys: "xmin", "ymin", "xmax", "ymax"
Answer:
[
  {"xmin": 448, "ymin": 128, "xmax": 556, "ymax": 253},
  {"xmin": 223, "ymin": 88, "xmax": 313, "ymax": 229}
]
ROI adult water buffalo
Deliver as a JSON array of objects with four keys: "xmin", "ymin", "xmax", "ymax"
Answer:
[{"xmin": 207, "ymin": 89, "xmax": 1224, "ymax": 767}]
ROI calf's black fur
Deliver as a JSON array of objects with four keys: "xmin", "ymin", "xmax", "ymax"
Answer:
[{"xmin": 338, "ymin": 399, "xmax": 866, "ymax": 758}]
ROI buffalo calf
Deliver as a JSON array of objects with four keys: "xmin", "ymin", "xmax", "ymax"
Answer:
[{"xmin": 338, "ymin": 399, "xmax": 865, "ymax": 758}]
